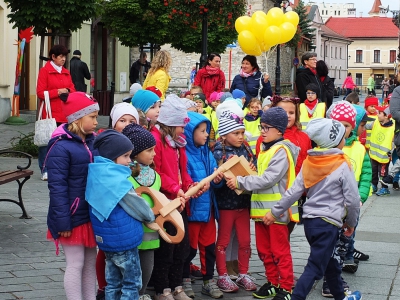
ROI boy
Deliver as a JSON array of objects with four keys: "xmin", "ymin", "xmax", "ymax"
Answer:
[
  {"xmin": 362, "ymin": 96, "xmax": 378, "ymax": 148},
  {"xmin": 367, "ymin": 105, "xmax": 395, "ymax": 195},
  {"xmin": 232, "ymin": 89, "xmax": 246, "ymax": 109},
  {"xmin": 345, "ymin": 92, "xmax": 360, "ymax": 105},
  {"xmin": 264, "ymin": 118, "xmax": 362, "ymax": 300},
  {"xmin": 299, "ymin": 83, "xmax": 326, "ymax": 130},
  {"xmin": 86, "ymin": 130, "xmax": 155, "ymax": 299},
  {"xmin": 225, "ymin": 107, "xmax": 300, "ymax": 300},
  {"xmin": 244, "ymin": 98, "xmax": 263, "ymax": 154}
]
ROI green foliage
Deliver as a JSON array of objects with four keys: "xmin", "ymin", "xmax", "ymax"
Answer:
[
  {"xmin": 4, "ymin": 0, "xmax": 98, "ymax": 35},
  {"xmin": 10, "ymin": 132, "xmax": 38, "ymax": 157},
  {"xmin": 285, "ymin": 0, "xmax": 315, "ymax": 49}
]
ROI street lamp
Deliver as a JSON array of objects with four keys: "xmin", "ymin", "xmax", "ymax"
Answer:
[{"xmin": 199, "ymin": 13, "xmax": 208, "ymax": 68}]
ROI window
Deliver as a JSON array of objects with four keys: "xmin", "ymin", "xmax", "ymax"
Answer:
[
  {"xmin": 331, "ymin": 47, "xmax": 333, "ymax": 58},
  {"xmin": 322, "ymin": 10, "xmax": 324, "ymax": 15},
  {"xmin": 390, "ymin": 50, "xmax": 397, "ymax": 63},
  {"xmin": 356, "ymin": 73, "xmax": 362, "ymax": 86},
  {"xmin": 335, "ymin": 47, "xmax": 337, "ymax": 58},
  {"xmin": 374, "ymin": 50, "xmax": 380, "ymax": 63},
  {"xmin": 356, "ymin": 50, "xmax": 362, "ymax": 63},
  {"xmin": 339, "ymin": 66, "xmax": 342, "ymax": 79},
  {"xmin": 338, "ymin": 10, "xmax": 340, "ymax": 15},
  {"xmin": 340, "ymin": 48, "xmax": 342, "ymax": 59},
  {"xmin": 334, "ymin": 10, "xmax": 337, "ymax": 15}
]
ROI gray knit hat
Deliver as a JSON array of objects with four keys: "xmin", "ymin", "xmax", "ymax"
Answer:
[
  {"xmin": 260, "ymin": 106, "xmax": 288, "ymax": 134},
  {"xmin": 218, "ymin": 110, "xmax": 245, "ymax": 136},
  {"xmin": 305, "ymin": 118, "xmax": 345, "ymax": 149},
  {"xmin": 158, "ymin": 94, "xmax": 190, "ymax": 127}
]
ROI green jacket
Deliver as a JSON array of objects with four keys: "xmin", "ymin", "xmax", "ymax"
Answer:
[{"xmin": 367, "ymin": 77, "xmax": 375, "ymax": 90}]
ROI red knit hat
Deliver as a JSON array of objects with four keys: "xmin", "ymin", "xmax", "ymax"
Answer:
[
  {"xmin": 376, "ymin": 105, "xmax": 392, "ymax": 118},
  {"xmin": 330, "ymin": 101, "xmax": 357, "ymax": 128},
  {"xmin": 364, "ymin": 97, "xmax": 379, "ymax": 108},
  {"xmin": 145, "ymin": 86, "xmax": 162, "ymax": 98},
  {"xmin": 62, "ymin": 92, "xmax": 100, "ymax": 124}
]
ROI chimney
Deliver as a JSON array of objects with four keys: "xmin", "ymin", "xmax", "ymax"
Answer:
[{"xmin": 359, "ymin": 11, "xmax": 363, "ymax": 17}]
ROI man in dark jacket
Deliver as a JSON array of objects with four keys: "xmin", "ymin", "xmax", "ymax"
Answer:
[
  {"xmin": 70, "ymin": 50, "xmax": 91, "ymax": 92},
  {"xmin": 129, "ymin": 52, "xmax": 151, "ymax": 84}
]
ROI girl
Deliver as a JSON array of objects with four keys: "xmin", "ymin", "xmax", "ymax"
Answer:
[
  {"xmin": 131, "ymin": 89, "xmax": 161, "ymax": 124},
  {"xmin": 143, "ymin": 50, "xmax": 172, "ymax": 100},
  {"xmin": 213, "ymin": 110, "xmax": 257, "ymax": 293},
  {"xmin": 46, "ymin": 92, "xmax": 99, "ymax": 300},
  {"xmin": 244, "ymin": 98, "xmax": 263, "ymax": 154},
  {"xmin": 110, "ymin": 102, "xmax": 139, "ymax": 132}
]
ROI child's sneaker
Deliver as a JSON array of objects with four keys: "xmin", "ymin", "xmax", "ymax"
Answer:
[
  {"xmin": 172, "ymin": 286, "xmax": 192, "ymax": 300},
  {"xmin": 342, "ymin": 277, "xmax": 350, "ymax": 291},
  {"xmin": 353, "ymin": 249, "xmax": 369, "ymax": 261},
  {"xmin": 321, "ymin": 278, "xmax": 333, "ymax": 298},
  {"xmin": 372, "ymin": 184, "xmax": 378, "ymax": 193},
  {"xmin": 182, "ymin": 278, "xmax": 195, "ymax": 298},
  {"xmin": 202, "ymin": 279, "xmax": 223, "ymax": 299},
  {"xmin": 139, "ymin": 295, "xmax": 152, "ymax": 300},
  {"xmin": 380, "ymin": 175, "xmax": 394, "ymax": 185},
  {"xmin": 342, "ymin": 260, "xmax": 358, "ymax": 273},
  {"xmin": 236, "ymin": 274, "xmax": 257, "ymax": 291},
  {"xmin": 393, "ymin": 181, "xmax": 400, "ymax": 190},
  {"xmin": 376, "ymin": 187, "xmax": 390, "ymax": 196},
  {"xmin": 154, "ymin": 288, "xmax": 175, "ymax": 300},
  {"xmin": 217, "ymin": 274, "xmax": 239, "ymax": 293},
  {"xmin": 347, "ymin": 290, "xmax": 362, "ymax": 300},
  {"xmin": 272, "ymin": 288, "xmax": 291, "ymax": 300},
  {"xmin": 252, "ymin": 281, "xmax": 278, "ymax": 299},
  {"xmin": 190, "ymin": 263, "xmax": 203, "ymax": 280}
]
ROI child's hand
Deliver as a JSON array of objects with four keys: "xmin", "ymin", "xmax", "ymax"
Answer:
[
  {"xmin": 249, "ymin": 162, "xmax": 256, "ymax": 172},
  {"xmin": 225, "ymin": 175, "xmax": 237, "ymax": 190},
  {"xmin": 177, "ymin": 189, "xmax": 190, "ymax": 202},
  {"xmin": 263, "ymin": 212, "xmax": 276, "ymax": 225},
  {"xmin": 191, "ymin": 182, "xmax": 209, "ymax": 198},
  {"xmin": 177, "ymin": 197, "xmax": 186, "ymax": 212},
  {"xmin": 342, "ymin": 223, "xmax": 354, "ymax": 237},
  {"xmin": 58, "ymin": 231, "xmax": 72, "ymax": 238},
  {"xmin": 213, "ymin": 169, "xmax": 224, "ymax": 184}
]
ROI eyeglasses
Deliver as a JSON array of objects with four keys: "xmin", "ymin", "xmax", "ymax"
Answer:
[
  {"xmin": 306, "ymin": 92, "xmax": 316, "ymax": 95},
  {"xmin": 258, "ymin": 125, "xmax": 275, "ymax": 132},
  {"xmin": 308, "ymin": 58, "xmax": 317, "ymax": 61}
]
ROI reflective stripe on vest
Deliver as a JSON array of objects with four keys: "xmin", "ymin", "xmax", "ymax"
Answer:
[
  {"xmin": 369, "ymin": 121, "xmax": 394, "ymax": 163},
  {"xmin": 343, "ymin": 141, "xmax": 365, "ymax": 183},
  {"xmin": 129, "ymin": 174, "xmax": 161, "ymax": 250},
  {"xmin": 211, "ymin": 111, "xmax": 219, "ymax": 139},
  {"xmin": 300, "ymin": 103, "xmax": 326, "ymax": 130},
  {"xmin": 250, "ymin": 142, "xmax": 299, "ymax": 223},
  {"xmin": 244, "ymin": 118, "xmax": 261, "ymax": 154},
  {"xmin": 365, "ymin": 115, "xmax": 377, "ymax": 149}
]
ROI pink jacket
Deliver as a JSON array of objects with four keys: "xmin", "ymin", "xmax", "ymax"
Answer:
[{"xmin": 342, "ymin": 76, "xmax": 356, "ymax": 89}]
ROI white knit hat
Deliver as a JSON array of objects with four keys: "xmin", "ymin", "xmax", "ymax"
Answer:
[
  {"xmin": 157, "ymin": 94, "xmax": 190, "ymax": 127},
  {"xmin": 110, "ymin": 102, "xmax": 139, "ymax": 128},
  {"xmin": 218, "ymin": 110, "xmax": 245, "ymax": 136}
]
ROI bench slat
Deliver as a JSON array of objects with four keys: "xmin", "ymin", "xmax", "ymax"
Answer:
[{"xmin": 0, "ymin": 170, "xmax": 34, "ymax": 185}]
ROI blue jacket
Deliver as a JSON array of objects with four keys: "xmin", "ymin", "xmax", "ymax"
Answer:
[
  {"xmin": 230, "ymin": 71, "xmax": 272, "ymax": 107},
  {"xmin": 185, "ymin": 112, "xmax": 222, "ymax": 222},
  {"xmin": 46, "ymin": 124, "xmax": 95, "ymax": 240}
]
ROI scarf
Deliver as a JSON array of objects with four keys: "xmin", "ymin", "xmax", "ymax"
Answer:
[
  {"xmin": 304, "ymin": 99, "xmax": 318, "ymax": 117},
  {"xmin": 50, "ymin": 61, "xmax": 62, "ymax": 73},
  {"xmin": 307, "ymin": 66, "xmax": 317, "ymax": 75},
  {"xmin": 240, "ymin": 68, "xmax": 257, "ymax": 78},
  {"xmin": 135, "ymin": 163, "xmax": 156, "ymax": 187},
  {"xmin": 205, "ymin": 65, "xmax": 220, "ymax": 76},
  {"xmin": 155, "ymin": 124, "xmax": 187, "ymax": 148}
]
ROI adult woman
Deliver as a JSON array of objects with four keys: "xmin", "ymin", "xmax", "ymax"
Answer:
[
  {"xmin": 316, "ymin": 60, "xmax": 335, "ymax": 108},
  {"xmin": 230, "ymin": 55, "xmax": 272, "ymax": 108},
  {"xmin": 143, "ymin": 50, "xmax": 172, "ymax": 100},
  {"xmin": 36, "ymin": 44, "xmax": 76, "ymax": 180},
  {"xmin": 342, "ymin": 72, "xmax": 357, "ymax": 100},
  {"xmin": 194, "ymin": 53, "xmax": 226, "ymax": 99},
  {"xmin": 382, "ymin": 77, "xmax": 390, "ymax": 100}
]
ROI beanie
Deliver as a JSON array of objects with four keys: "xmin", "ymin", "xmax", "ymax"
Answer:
[
  {"xmin": 209, "ymin": 91, "xmax": 224, "ymax": 104},
  {"xmin": 61, "ymin": 92, "xmax": 100, "ymax": 124},
  {"xmin": 216, "ymin": 100, "xmax": 244, "ymax": 120},
  {"xmin": 73, "ymin": 50, "xmax": 81, "ymax": 56},
  {"xmin": 305, "ymin": 83, "xmax": 320, "ymax": 98},
  {"xmin": 364, "ymin": 97, "xmax": 379, "ymax": 108},
  {"xmin": 130, "ymin": 83, "xmax": 142, "ymax": 95},
  {"xmin": 232, "ymin": 89, "xmax": 246, "ymax": 99},
  {"xmin": 94, "ymin": 130, "xmax": 134, "ymax": 161},
  {"xmin": 376, "ymin": 105, "xmax": 392, "ymax": 118},
  {"xmin": 262, "ymin": 96, "xmax": 272, "ymax": 108},
  {"xmin": 193, "ymin": 93, "xmax": 207, "ymax": 108},
  {"xmin": 183, "ymin": 99, "xmax": 197, "ymax": 110},
  {"xmin": 122, "ymin": 123, "xmax": 156, "ymax": 157},
  {"xmin": 223, "ymin": 97, "xmax": 243, "ymax": 110},
  {"xmin": 260, "ymin": 106, "xmax": 288, "ymax": 134},
  {"xmin": 218, "ymin": 110, "xmax": 245, "ymax": 136},
  {"xmin": 146, "ymin": 86, "xmax": 162, "ymax": 98},
  {"xmin": 158, "ymin": 94, "xmax": 190, "ymax": 127},
  {"xmin": 131, "ymin": 90, "xmax": 160, "ymax": 113},
  {"xmin": 220, "ymin": 92, "xmax": 233, "ymax": 103},
  {"xmin": 110, "ymin": 102, "xmax": 139, "ymax": 128},
  {"xmin": 306, "ymin": 118, "xmax": 345, "ymax": 149},
  {"xmin": 327, "ymin": 101, "xmax": 357, "ymax": 129}
]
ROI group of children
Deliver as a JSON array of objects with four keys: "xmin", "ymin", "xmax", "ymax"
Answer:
[{"xmin": 44, "ymin": 79, "xmax": 395, "ymax": 300}]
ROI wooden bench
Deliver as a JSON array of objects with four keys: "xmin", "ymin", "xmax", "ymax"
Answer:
[{"xmin": 0, "ymin": 151, "xmax": 34, "ymax": 219}]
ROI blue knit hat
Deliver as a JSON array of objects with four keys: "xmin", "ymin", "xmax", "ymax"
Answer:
[
  {"xmin": 122, "ymin": 123, "xmax": 156, "ymax": 158},
  {"xmin": 131, "ymin": 90, "xmax": 160, "ymax": 113},
  {"xmin": 260, "ymin": 106, "xmax": 288, "ymax": 134},
  {"xmin": 232, "ymin": 89, "xmax": 246, "ymax": 99},
  {"xmin": 94, "ymin": 130, "xmax": 134, "ymax": 161}
]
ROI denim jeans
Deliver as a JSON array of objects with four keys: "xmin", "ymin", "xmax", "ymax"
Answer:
[
  {"xmin": 105, "ymin": 248, "xmax": 142, "ymax": 300},
  {"xmin": 392, "ymin": 150, "xmax": 400, "ymax": 182},
  {"xmin": 38, "ymin": 146, "xmax": 47, "ymax": 174}
]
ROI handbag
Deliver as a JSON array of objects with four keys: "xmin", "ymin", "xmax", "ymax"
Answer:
[{"xmin": 34, "ymin": 91, "xmax": 57, "ymax": 147}]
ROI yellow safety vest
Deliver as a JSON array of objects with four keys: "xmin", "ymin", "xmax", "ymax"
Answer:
[
  {"xmin": 202, "ymin": 106, "xmax": 212, "ymax": 121},
  {"xmin": 299, "ymin": 102, "xmax": 326, "ymax": 130},
  {"xmin": 365, "ymin": 115, "xmax": 377, "ymax": 149},
  {"xmin": 244, "ymin": 118, "xmax": 261, "ymax": 155},
  {"xmin": 250, "ymin": 142, "xmax": 299, "ymax": 224},
  {"xmin": 210, "ymin": 110, "xmax": 219, "ymax": 139},
  {"xmin": 369, "ymin": 121, "xmax": 394, "ymax": 163},
  {"xmin": 343, "ymin": 141, "xmax": 365, "ymax": 183}
]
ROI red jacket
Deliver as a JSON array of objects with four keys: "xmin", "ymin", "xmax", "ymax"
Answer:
[
  {"xmin": 193, "ymin": 67, "xmax": 226, "ymax": 99},
  {"xmin": 256, "ymin": 125, "xmax": 311, "ymax": 175},
  {"xmin": 151, "ymin": 126, "xmax": 193, "ymax": 200},
  {"xmin": 36, "ymin": 61, "xmax": 76, "ymax": 123}
]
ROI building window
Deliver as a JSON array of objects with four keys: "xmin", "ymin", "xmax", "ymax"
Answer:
[
  {"xmin": 338, "ymin": 11, "xmax": 340, "ymax": 15},
  {"xmin": 331, "ymin": 47, "xmax": 333, "ymax": 58},
  {"xmin": 356, "ymin": 50, "xmax": 362, "ymax": 63},
  {"xmin": 339, "ymin": 66, "xmax": 342, "ymax": 79},
  {"xmin": 326, "ymin": 45, "xmax": 328, "ymax": 57},
  {"xmin": 334, "ymin": 10, "xmax": 337, "ymax": 15},
  {"xmin": 356, "ymin": 73, "xmax": 362, "ymax": 86},
  {"xmin": 374, "ymin": 50, "xmax": 380, "ymax": 63},
  {"xmin": 322, "ymin": 10, "xmax": 324, "ymax": 15},
  {"xmin": 390, "ymin": 50, "xmax": 396, "ymax": 63},
  {"xmin": 340, "ymin": 47, "xmax": 342, "ymax": 59},
  {"xmin": 335, "ymin": 47, "xmax": 337, "ymax": 58}
]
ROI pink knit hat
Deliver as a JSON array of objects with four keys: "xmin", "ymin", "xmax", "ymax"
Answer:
[
  {"xmin": 208, "ymin": 91, "xmax": 224, "ymax": 104},
  {"xmin": 329, "ymin": 101, "xmax": 357, "ymax": 129}
]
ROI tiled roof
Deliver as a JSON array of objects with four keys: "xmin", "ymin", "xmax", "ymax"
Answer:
[
  {"xmin": 369, "ymin": 0, "xmax": 382, "ymax": 14},
  {"xmin": 325, "ymin": 17, "xmax": 399, "ymax": 38},
  {"xmin": 320, "ymin": 24, "xmax": 352, "ymax": 41}
]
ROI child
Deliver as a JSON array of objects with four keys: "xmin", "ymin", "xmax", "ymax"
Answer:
[
  {"xmin": 345, "ymin": 92, "xmax": 360, "ymax": 105},
  {"xmin": 110, "ymin": 102, "xmax": 139, "ymax": 132},
  {"xmin": 213, "ymin": 109, "xmax": 257, "ymax": 293},
  {"xmin": 46, "ymin": 92, "xmax": 99, "ymax": 300},
  {"xmin": 263, "ymin": 118, "xmax": 362, "ymax": 300},
  {"xmin": 367, "ymin": 105, "xmax": 394, "ymax": 195},
  {"xmin": 232, "ymin": 89, "xmax": 246, "ymax": 110},
  {"xmin": 182, "ymin": 112, "xmax": 224, "ymax": 299},
  {"xmin": 362, "ymin": 96, "xmax": 378, "ymax": 148},
  {"xmin": 244, "ymin": 98, "xmax": 263, "ymax": 154},
  {"xmin": 262, "ymin": 96, "xmax": 272, "ymax": 112},
  {"xmin": 150, "ymin": 94, "xmax": 198, "ymax": 300},
  {"xmin": 225, "ymin": 107, "xmax": 299, "ymax": 300},
  {"xmin": 208, "ymin": 91, "xmax": 223, "ymax": 110},
  {"xmin": 131, "ymin": 89, "xmax": 161, "ymax": 124},
  {"xmin": 86, "ymin": 130, "xmax": 155, "ymax": 299},
  {"xmin": 193, "ymin": 93, "xmax": 212, "ymax": 120},
  {"xmin": 299, "ymin": 83, "xmax": 326, "ymax": 130}
]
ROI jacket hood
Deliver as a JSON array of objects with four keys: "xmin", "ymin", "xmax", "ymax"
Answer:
[
  {"xmin": 48, "ymin": 123, "xmax": 95, "ymax": 147},
  {"xmin": 185, "ymin": 112, "xmax": 211, "ymax": 155},
  {"xmin": 296, "ymin": 67, "xmax": 314, "ymax": 76},
  {"xmin": 278, "ymin": 140, "xmax": 300, "ymax": 165}
]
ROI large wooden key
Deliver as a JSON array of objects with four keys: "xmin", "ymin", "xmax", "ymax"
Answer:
[{"xmin": 135, "ymin": 186, "xmax": 185, "ymax": 244}]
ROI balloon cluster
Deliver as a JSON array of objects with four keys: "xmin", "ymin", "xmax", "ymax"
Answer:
[{"xmin": 235, "ymin": 8, "xmax": 299, "ymax": 56}]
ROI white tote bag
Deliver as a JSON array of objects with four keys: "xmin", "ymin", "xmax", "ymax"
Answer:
[{"xmin": 34, "ymin": 91, "xmax": 57, "ymax": 147}]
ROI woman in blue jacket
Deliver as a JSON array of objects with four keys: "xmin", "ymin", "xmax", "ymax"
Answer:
[{"xmin": 230, "ymin": 55, "xmax": 272, "ymax": 107}]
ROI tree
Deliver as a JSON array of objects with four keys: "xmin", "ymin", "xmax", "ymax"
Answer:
[{"xmin": 286, "ymin": 0, "xmax": 315, "ymax": 50}]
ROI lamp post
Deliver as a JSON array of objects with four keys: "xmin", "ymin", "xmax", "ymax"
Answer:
[{"xmin": 199, "ymin": 13, "xmax": 208, "ymax": 68}]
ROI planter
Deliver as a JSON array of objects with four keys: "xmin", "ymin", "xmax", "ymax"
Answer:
[{"xmin": 0, "ymin": 97, "xmax": 11, "ymax": 123}]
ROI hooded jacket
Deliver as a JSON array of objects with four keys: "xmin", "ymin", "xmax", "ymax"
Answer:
[
  {"xmin": 194, "ymin": 67, "xmax": 226, "ymax": 99},
  {"xmin": 295, "ymin": 67, "xmax": 325, "ymax": 103},
  {"xmin": 185, "ymin": 112, "xmax": 222, "ymax": 222}
]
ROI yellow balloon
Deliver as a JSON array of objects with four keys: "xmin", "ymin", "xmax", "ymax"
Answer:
[
  {"xmin": 263, "ymin": 25, "xmax": 282, "ymax": 47},
  {"xmin": 238, "ymin": 30, "xmax": 261, "ymax": 55},
  {"xmin": 260, "ymin": 41, "xmax": 271, "ymax": 52},
  {"xmin": 284, "ymin": 11, "xmax": 299, "ymax": 27},
  {"xmin": 279, "ymin": 22, "xmax": 296, "ymax": 43},
  {"xmin": 250, "ymin": 15, "xmax": 269, "ymax": 42},
  {"xmin": 251, "ymin": 10, "xmax": 267, "ymax": 21},
  {"xmin": 266, "ymin": 7, "xmax": 284, "ymax": 26},
  {"xmin": 235, "ymin": 16, "xmax": 252, "ymax": 33}
]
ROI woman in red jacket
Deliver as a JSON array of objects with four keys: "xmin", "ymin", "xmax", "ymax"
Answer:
[
  {"xmin": 36, "ymin": 45, "xmax": 76, "ymax": 180},
  {"xmin": 342, "ymin": 72, "xmax": 357, "ymax": 100},
  {"xmin": 194, "ymin": 53, "xmax": 226, "ymax": 100}
]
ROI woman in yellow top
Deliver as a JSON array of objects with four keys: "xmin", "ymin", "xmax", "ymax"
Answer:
[{"xmin": 143, "ymin": 50, "xmax": 172, "ymax": 100}]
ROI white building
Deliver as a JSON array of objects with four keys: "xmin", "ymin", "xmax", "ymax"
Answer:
[{"xmin": 308, "ymin": 2, "xmax": 357, "ymax": 22}]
